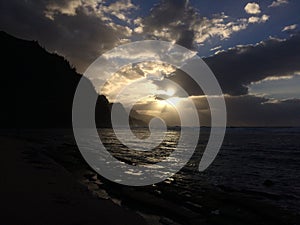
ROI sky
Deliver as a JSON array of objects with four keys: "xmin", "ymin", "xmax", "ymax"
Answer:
[{"xmin": 0, "ymin": 0, "xmax": 300, "ymax": 126}]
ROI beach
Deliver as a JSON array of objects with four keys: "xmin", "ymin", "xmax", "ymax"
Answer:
[
  {"xmin": 0, "ymin": 136, "xmax": 146, "ymax": 225},
  {"xmin": 1, "ymin": 128, "xmax": 299, "ymax": 225},
  {"xmin": 1, "ymin": 2, "xmax": 300, "ymax": 224}
]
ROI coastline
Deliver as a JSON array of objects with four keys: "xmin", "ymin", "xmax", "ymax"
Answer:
[
  {"xmin": 0, "ymin": 136, "xmax": 146, "ymax": 225},
  {"xmin": 1, "ymin": 130, "xmax": 299, "ymax": 225}
]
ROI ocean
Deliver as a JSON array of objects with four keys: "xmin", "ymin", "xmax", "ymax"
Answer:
[
  {"xmin": 97, "ymin": 127, "xmax": 300, "ymax": 213},
  {"xmin": 5, "ymin": 127, "xmax": 300, "ymax": 224}
]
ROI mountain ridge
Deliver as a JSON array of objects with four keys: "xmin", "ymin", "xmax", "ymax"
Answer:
[{"xmin": 0, "ymin": 31, "xmax": 112, "ymax": 128}]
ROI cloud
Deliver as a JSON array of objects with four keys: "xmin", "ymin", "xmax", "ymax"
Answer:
[
  {"xmin": 248, "ymin": 73, "xmax": 300, "ymax": 100},
  {"xmin": 153, "ymin": 33, "xmax": 300, "ymax": 96},
  {"xmin": 44, "ymin": 0, "xmax": 87, "ymax": 19},
  {"xmin": 187, "ymin": 95, "xmax": 300, "ymax": 127},
  {"xmin": 244, "ymin": 2, "xmax": 261, "ymax": 14},
  {"xmin": 130, "ymin": 94, "xmax": 300, "ymax": 126},
  {"xmin": 268, "ymin": 0, "xmax": 289, "ymax": 8},
  {"xmin": 210, "ymin": 46, "xmax": 222, "ymax": 51},
  {"xmin": 103, "ymin": 33, "xmax": 300, "ymax": 100},
  {"xmin": 133, "ymin": 0, "xmax": 197, "ymax": 49},
  {"xmin": 192, "ymin": 15, "xmax": 249, "ymax": 44},
  {"xmin": 134, "ymin": 0, "xmax": 257, "ymax": 49},
  {"xmin": 100, "ymin": 62, "xmax": 177, "ymax": 104},
  {"xmin": 45, "ymin": 1, "xmax": 77, "ymax": 18},
  {"xmin": 0, "ymin": 0, "xmax": 138, "ymax": 73},
  {"xmin": 101, "ymin": 0, "xmax": 138, "ymax": 23},
  {"xmin": 204, "ymin": 33, "xmax": 300, "ymax": 95},
  {"xmin": 204, "ymin": 34, "xmax": 300, "ymax": 95},
  {"xmin": 225, "ymin": 95, "xmax": 300, "ymax": 126},
  {"xmin": 253, "ymin": 75, "xmax": 296, "ymax": 82},
  {"xmin": 248, "ymin": 14, "xmax": 269, "ymax": 23},
  {"xmin": 0, "ymin": 0, "xmax": 270, "ymax": 74},
  {"xmin": 44, "ymin": 0, "xmax": 137, "ymax": 23},
  {"xmin": 282, "ymin": 24, "xmax": 297, "ymax": 32}
]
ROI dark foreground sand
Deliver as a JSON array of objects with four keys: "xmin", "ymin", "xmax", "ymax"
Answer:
[{"xmin": 0, "ymin": 137, "xmax": 146, "ymax": 225}]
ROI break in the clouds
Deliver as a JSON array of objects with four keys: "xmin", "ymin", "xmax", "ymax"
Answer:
[
  {"xmin": 269, "ymin": 0, "xmax": 289, "ymax": 8},
  {"xmin": 244, "ymin": 2, "xmax": 261, "ymax": 14},
  {"xmin": 248, "ymin": 73, "xmax": 300, "ymax": 100},
  {"xmin": 101, "ymin": 62, "xmax": 177, "ymax": 105}
]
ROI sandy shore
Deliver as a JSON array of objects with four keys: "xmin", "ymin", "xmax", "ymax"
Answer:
[{"xmin": 0, "ymin": 137, "xmax": 146, "ymax": 225}]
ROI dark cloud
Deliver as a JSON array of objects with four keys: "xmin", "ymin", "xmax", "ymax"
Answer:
[
  {"xmin": 158, "ymin": 34, "xmax": 300, "ymax": 96},
  {"xmin": 189, "ymin": 95, "xmax": 300, "ymax": 126},
  {"xmin": 0, "ymin": 0, "xmax": 129, "ymax": 72},
  {"xmin": 140, "ymin": 0, "xmax": 196, "ymax": 49},
  {"xmin": 152, "ymin": 69, "xmax": 204, "ymax": 97},
  {"xmin": 225, "ymin": 96, "xmax": 300, "ymax": 126},
  {"xmin": 205, "ymin": 34, "xmax": 300, "ymax": 95}
]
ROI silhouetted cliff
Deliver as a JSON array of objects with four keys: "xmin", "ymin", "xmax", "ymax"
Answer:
[{"xmin": 0, "ymin": 31, "xmax": 111, "ymax": 128}]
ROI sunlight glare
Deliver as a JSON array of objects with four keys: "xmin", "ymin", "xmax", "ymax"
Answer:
[
  {"xmin": 166, "ymin": 88, "xmax": 175, "ymax": 96},
  {"xmin": 157, "ymin": 97, "xmax": 182, "ymax": 107}
]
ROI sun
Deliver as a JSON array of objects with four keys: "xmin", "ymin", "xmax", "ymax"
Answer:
[
  {"xmin": 157, "ymin": 97, "xmax": 182, "ymax": 107},
  {"xmin": 166, "ymin": 88, "xmax": 175, "ymax": 96}
]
